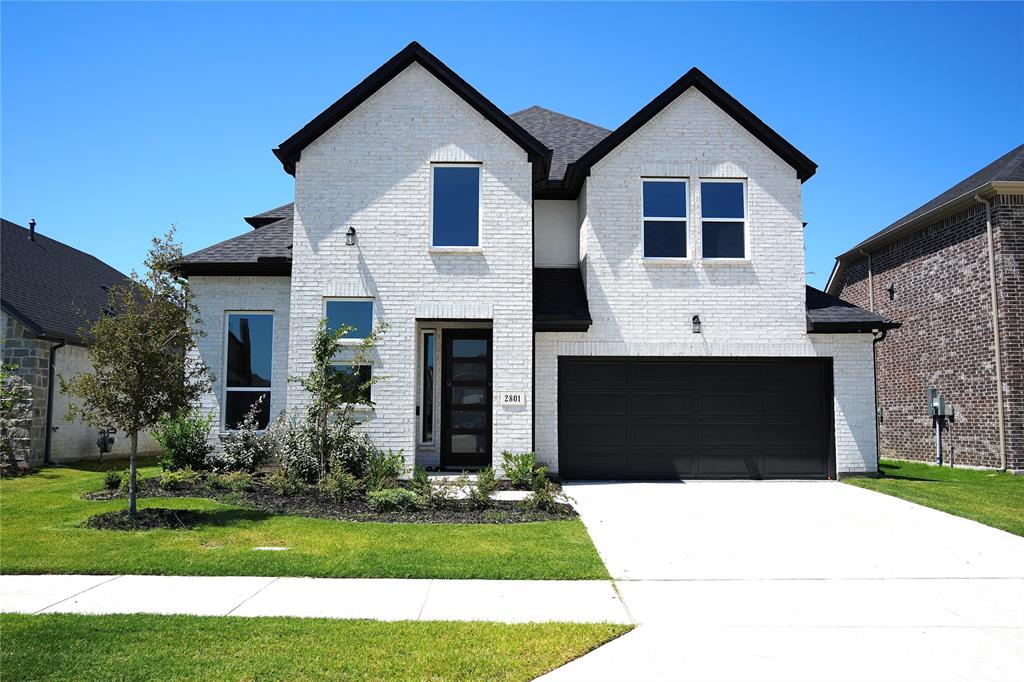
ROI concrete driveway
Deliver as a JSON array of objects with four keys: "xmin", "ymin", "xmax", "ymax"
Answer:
[{"xmin": 542, "ymin": 481, "xmax": 1024, "ymax": 681}]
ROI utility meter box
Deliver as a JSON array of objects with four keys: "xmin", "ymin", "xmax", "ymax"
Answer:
[{"xmin": 927, "ymin": 389, "xmax": 955, "ymax": 418}]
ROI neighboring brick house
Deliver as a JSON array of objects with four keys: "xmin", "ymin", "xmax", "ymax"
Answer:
[
  {"xmin": 828, "ymin": 144, "xmax": 1024, "ymax": 472},
  {"xmin": 178, "ymin": 42, "xmax": 894, "ymax": 480},
  {"xmin": 0, "ymin": 219, "xmax": 159, "ymax": 464}
]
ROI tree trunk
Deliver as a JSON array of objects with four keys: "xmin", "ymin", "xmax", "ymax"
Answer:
[{"xmin": 128, "ymin": 431, "xmax": 138, "ymax": 517}]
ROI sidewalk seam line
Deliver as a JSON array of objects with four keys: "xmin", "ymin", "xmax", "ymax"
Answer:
[
  {"xmin": 226, "ymin": 577, "xmax": 279, "ymax": 616},
  {"xmin": 33, "ymin": 574, "xmax": 123, "ymax": 615},
  {"xmin": 416, "ymin": 579, "xmax": 433, "ymax": 621}
]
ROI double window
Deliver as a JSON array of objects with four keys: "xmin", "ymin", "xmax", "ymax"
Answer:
[
  {"xmin": 642, "ymin": 179, "xmax": 688, "ymax": 258},
  {"xmin": 224, "ymin": 313, "xmax": 273, "ymax": 430},
  {"xmin": 432, "ymin": 164, "xmax": 481, "ymax": 248},
  {"xmin": 700, "ymin": 180, "xmax": 746, "ymax": 259},
  {"xmin": 324, "ymin": 298, "xmax": 375, "ymax": 404}
]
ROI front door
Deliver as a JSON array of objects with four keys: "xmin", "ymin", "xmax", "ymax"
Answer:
[{"xmin": 441, "ymin": 330, "xmax": 492, "ymax": 469}]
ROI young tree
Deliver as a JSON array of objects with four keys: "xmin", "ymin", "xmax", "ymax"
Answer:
[
  {"xmin": 61, "ymin": 227, "xmax": 211, "ymax": 515},
  {"xmin": 291, "ymin": 319, "xmax": 387, "ymax": 479}
]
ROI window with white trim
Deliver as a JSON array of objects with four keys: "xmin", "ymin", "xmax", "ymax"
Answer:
[
  {"xmin": 642, "ymin": 179, "xmax": 688, "ymax": 258},
  {"xmin": 324, "ymin": 299, "xmax": 373, "ymax": 342},
  {"xmin": 224, "ymin": 312, "xmax": 273, "ymax": 429},
  {"xmin": 701, "ymin": 179, "xmax": 746, "ymax": 259},
  {"xmin": 432, "ymin": 164, "xmax": 481, "ymax": 247},
  {"xmin": 327, "ymin": 363, "xmax": 373, "ymax": 404}
]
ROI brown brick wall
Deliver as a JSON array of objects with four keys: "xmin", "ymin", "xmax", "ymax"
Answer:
[
  {"xmin": 991, "ymin": 194, "xmax": 1023, "ymax": 470},
  {"xmin": 835, "ymin": 196, "xmax": 1022, "ymax": 470}
]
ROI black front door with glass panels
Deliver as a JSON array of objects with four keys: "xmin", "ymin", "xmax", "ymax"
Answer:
[{"xmin": 441, "ymin": 330, "xmax": 492, "ymax": 469}]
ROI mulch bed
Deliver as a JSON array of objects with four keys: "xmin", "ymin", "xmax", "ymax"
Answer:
[
  {"xmin": 81, "ymin": 508, "xmax": 203, "ymax": 531},
  {"xmin": 83, "ymin": 476, "xmax": 576, "ymax": 525}
]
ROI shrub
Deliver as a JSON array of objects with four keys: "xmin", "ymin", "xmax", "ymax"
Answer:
[
  {"xmin": 158, "ymin": 467, "xmax": 201, "ymax": 491},
  {"xmin": 269, "ymin": 414, "xmax": 319, "ymax": 483},
  {"xmin": 319, "ymin": 469, "xmax": 361, "ymax": 503},
  {"xmin": 422, "ymin": 475, "xmax": 458, "ymax": 510},
  {"xmin": 206, "ymin": 471, "xmax": 254, "ymax": 493},
  {"xmin": 410, "ymin": 466, "xmax": 431, "ymax": 498},
  {"xmin": 207, "ymin": 398, "xmax": 273, "ymax": 473},
  {"xmin": 368, "ymin": 487, "xmax": 423, "ymax": 513},
  {"xmin": 522, "ymin": 466, "xmax": 560, "ymax": 512},
  {"xmin": 364, "ymin": 449, "xmax": 405, "ymax": 492},
  {"xmin": 483, "ymin": 509, "xmax": 508, "ymax": 523},
  {"xmin": 152, "ymin": 411, "xmax": 213, "ymax": 471},
  {"xmin": 330, "ymin": 430, "xmax": 378, "ymax": 479},
  {"xmin": 469, "ymin": 466, "xmax": 497, "ymax": 509},
  {"xmin": 267, "ymin": 470, "xmax": 309, "ymax": 497},
  {"xmin": 501, "ymin": 451, "xmax": 537, "ymax": 489},
  {"xmin": 103, "ymin": 470, "xmax": 123, "ymax": 491}
]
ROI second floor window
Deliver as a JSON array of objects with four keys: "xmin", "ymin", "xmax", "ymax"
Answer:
[
  {"xmin": 432, "ymin": 164, "xmax": 480, "ymax": 247},
  {"xmin": 642, "ymin": 179, "xmax": 688, "ymax": 258},
  {"xmin": 701, "ymin": 180, "xmax": 746, "ymax": 259},
  {"xmin": 325, "ymin": 299, "xmax": 373, "ymax": 343},
  {"xmin": 225, "ymin": 312, "xmax": 273, "ymax": 430}
]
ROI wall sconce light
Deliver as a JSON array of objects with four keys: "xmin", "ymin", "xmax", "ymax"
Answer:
[
  {"xmin": 692, "ymin": 314, "xmax": 702, "ymax": 334},
  {"xmin": 345, "ymin": 226, "xmax": 357, "ymax": 246},
  {"xmin": 886, "ymin": 282, "xmax": 895, "ymax": 301}
]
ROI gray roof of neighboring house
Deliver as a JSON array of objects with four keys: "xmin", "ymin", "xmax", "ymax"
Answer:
[
  {"xmin": 510, "ymin": 106, "xmax": 611, "ymax": 182},
  {"xmin": 805, "ymin": 285, "xmax": 899, "ymax": 333},
  {"xmin": 840, "ymin": 143, "xmax": 1024, "ymax": 259},
  {"xmin": 1, "ymin": 218, "xmax": 130, "ymax": 344},
  {"xmin": 177, "ymin": 216, "xmax": 293, "ymax": 275}
]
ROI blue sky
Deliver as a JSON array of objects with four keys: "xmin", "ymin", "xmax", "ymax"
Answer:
[{"xmin": 3, "ymin": 2, "xmax": 1021, "ymax": 288}]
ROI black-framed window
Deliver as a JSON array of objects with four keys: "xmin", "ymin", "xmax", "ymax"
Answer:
[
  {"xmin": 324, "ymin": 299, "xmax": 373, "ymax": 341},
  {"xmin": 421, "ymin": 332, "xmax": 434, "ymax": 443},
  {"xmin": 328, "ymin": 364, "xmax": 372, "ymax": 404},
  {"xmin": 701, "ymin": 180, "xmax": 746, "ymax": 259},
  {"xmin": 642, "ymin": 179, "xmax": 688, "ymax": 258},
  {"xmin": 432, "ymin": 165, "xmax": 480, "ymax": 247},
  {"xmin": 224, "ymin": 313, "xmax": 273, "ymax": 429}
]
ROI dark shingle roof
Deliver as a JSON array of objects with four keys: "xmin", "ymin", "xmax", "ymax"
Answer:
[
  {"xmin": 244, "ymin": 203, "xmax": 294, "ymax": 228},
  {"xmin": 805, "ymin": 285, "xmax": 899, "ymax": 333},
  {"xmin": 1, "ymin": 219, "xmax": 130, "ymax": 344},
  {"xmin": 510, "ymin": 106, "xmax": 610, "ymax": 183},
  {"xmin": 534, "ymin": 267, "xmax": 592, "ymax": 331},
  {"xmin": 842, "ymin": 143, "xmax": 1024, "ymax": 257},
  {"xmin": 177, "ymin": 216, "xmax": 293, "ymax": 275}
]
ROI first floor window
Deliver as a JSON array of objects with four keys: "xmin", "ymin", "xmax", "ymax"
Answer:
[
  {"xmin": 328, "ymin": 363, "xmax": 373, "ymax": 405},
  {"xmin": 325, "ymin": 299, "xmax": 373, "ymax": 342},
  {"xmin": 225, "ymin": 313, "xmax": 273, "ymax": 429},
  {"xmin": 701, "ymin": 180, "xmax": 746, "ymax": 258},
  {"xmin": 642, "ymin": 179, "xmax": 688, "ymax": 258}
]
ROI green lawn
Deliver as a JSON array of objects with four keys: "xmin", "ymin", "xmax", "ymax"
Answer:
[
  {"xmin": 845, "ymin": 459, "xmax": 1024, "ymax": 536},
  {"xmin": 0, "ymin": 613, "xmax": 629, "ymax": 681},
  {"xmin": 0, "ymin": 463, "xmax": 608, "ymax": 580}
]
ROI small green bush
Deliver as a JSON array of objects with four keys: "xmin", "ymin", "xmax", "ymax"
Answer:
[
  {"xmin": 364, "ymin": 449, "xmax": 405, "ymax": 492},
  {"xmin": 483, "ymin": 509, "xmax": 508, "ymax": 523},
  {"xmin": 410, "ymin": 466, "xmax": 431, "ymax": 498},
  {"xmin": 319, "ymin": 469, "xmax": 361, "ymax": 503},
  {"xmin": 422, "ymin": 475, "xmax": 458, "ymax": 510},
  {"xmin": 103, "ymin": 470, "xmax": 123, "ymax": 491},
  {"xmin": 206, "ymin": 471, "xmax": 254, "ymax": 493},
  {"xmin": 501, "ymin": 451, "xmax": 537, "ymax": 489},
  {"xmin": 152, "ymin": 411, "xmax": 214, "ymax": 471},
  {"xmin": 469, "ymin": 466, "xmax": 497, "ymax": 509},
  {"xmin": 158, "ymin": 467, "xmax": 201, "ymax": 491},
  {"xmin": 368, "ymin": 487, "xmax": 423, "ymax": 512},
  {"xmin": 522, "ymin": 466, "xmax": 560, "ymax": 512},
  {"xmin": 267, "ymin": 470, "xmax": 309, "ymax": 497}
]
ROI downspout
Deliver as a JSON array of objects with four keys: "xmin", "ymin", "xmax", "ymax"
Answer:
[
  {"xmin": 43, "ymin": 339, "xmax": 66, "ymax": 465},
  {"xmin": 871, "ymin": 329, "xmax": 888, "ymax": 472},
  {"xmin": 974, "ymin": 194, "xmax": 1007, "ymax": 472},
  {"xmin": 860, "ymin": 249, "xmax": 875, "ymax": 312}
]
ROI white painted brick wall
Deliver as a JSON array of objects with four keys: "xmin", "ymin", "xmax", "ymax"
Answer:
[
  {"xmin": 190, "ymin": 276, "xmax": 292, "ymax": 443},
  {"xmin": 534, "ymin": 89, "xmax": 877, "ymax": 475},
  {"xmin": 289, "ymin": 62, "xmax": 533, "ymax": 472}
]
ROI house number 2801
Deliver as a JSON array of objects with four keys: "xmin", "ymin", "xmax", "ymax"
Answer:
[{"xmin": 501, "ymin": 392, "xmax": 525, "ymax": 406}]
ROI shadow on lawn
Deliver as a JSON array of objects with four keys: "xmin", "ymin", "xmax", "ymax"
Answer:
[{"xmin": 81, "ymin": 507, "xmax": 272, "ymax": 532}]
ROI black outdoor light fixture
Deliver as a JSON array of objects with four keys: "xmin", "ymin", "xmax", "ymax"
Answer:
[
  {"xmin": 692, "ymin": 314, "xmax": 702, "ymax": 333},
  {"xmin": 345, "ymin": 225, "xmax": 357, "ymax": 246}
]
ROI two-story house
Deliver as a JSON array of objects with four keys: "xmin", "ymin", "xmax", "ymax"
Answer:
[{"xmin": 178, "ymin": 42, "xmax": 895, "ymax": 480}]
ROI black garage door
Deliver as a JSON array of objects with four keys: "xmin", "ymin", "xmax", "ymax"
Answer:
[{"xmin": 558, "ymin": 357, "xmax": 834, "ymax": 480}]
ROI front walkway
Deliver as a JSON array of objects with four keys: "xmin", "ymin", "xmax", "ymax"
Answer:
[
  {"xmin": 541, "ymin": 480, "xmax": 1024, "ymax": 681},
  {"xmin": 0, "ymin": 574, "xmax": 629, "ymax": 624}
]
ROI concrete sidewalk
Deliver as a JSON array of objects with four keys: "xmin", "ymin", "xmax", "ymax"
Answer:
[{"xmin": 0, "ymin": 574, "xmax": 630, "ymax": 624}]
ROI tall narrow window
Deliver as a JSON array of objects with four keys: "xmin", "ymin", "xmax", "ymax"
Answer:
[
  {"xmin": 432, "ymin": 165, "xmax": 480, "ymax": 247},
  {"xmin": 224, "ymin": 313, "xmax": 273, "ymax": 429},
  {"xmin": 421, "ymin": 332, "xmax": 434, "ymax": 443},
  {"xmin": 642, "ymin": 179, "xmax": 688, "ymax": 258},
  {"xmin": 701, "ymin": 180, "xmax": 746, "ymax": 259}
]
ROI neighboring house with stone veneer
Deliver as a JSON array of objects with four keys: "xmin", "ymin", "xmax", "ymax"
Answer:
[
  {"xmin": 828, "ymin": 144, "xmax": 1023, "ymax": 473},
  {"xmin": 177, "ymin": 42, "xmax": 895, "ymax": 480},
  {"xmin": 0, "ymin": 219, "xmax": 158, "ymax": 465}
]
